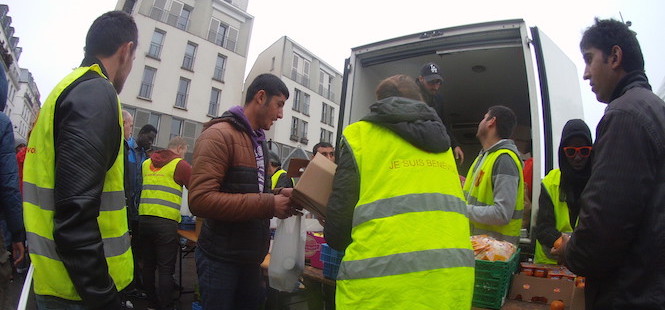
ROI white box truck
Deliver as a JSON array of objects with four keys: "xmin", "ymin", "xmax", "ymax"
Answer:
[{"xmin": 337, "ymin": 19, "xmax": 585, "ymax": 244}]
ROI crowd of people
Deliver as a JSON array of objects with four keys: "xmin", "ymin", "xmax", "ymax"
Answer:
[{"xmin": 0, "ymin": 8, "xmax": 663, "ymax": 310}]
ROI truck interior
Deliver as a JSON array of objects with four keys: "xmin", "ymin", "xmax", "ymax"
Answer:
[{"xmin": 343, "ymin": 27, "xmax": 534, "ymax": 178}]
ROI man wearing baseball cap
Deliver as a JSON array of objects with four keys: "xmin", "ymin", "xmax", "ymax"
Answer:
[{"xmin": 416, "ymin": 62, "xmax": 464, "ymax": 164}]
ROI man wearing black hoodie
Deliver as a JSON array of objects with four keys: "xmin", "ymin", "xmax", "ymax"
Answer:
[
  {"xmin": 561, "ymin": 18, "xmax": 665, "ymax": 309},
  {"xmin": 325, "ymin": 74, "xmax": 474, "ymax": 309},
  {"xmin": 534, "ymin": 119, "xmax": 593, "ymax": 264}
]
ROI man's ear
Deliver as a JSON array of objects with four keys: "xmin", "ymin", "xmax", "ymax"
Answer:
[
  {"xmin": 253, "ymin": 89, "xmax": 266, "ymax": 105},
  {"xmin": 609, "ymin": 45, "xmax": 623, "ymax": 70}
]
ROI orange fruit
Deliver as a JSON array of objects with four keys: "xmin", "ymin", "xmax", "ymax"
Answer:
[
  {"xmin": 553, "ymin": 236, "xmax": 563, "ymax": 250},
  {"xmin": 550, "ymin": 300, "xmax": 565, "ymax": 310}
]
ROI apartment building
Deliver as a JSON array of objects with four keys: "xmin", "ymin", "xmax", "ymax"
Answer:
[
  {"xmin": 115, "ymin": 0, "xmax": 253, "ymax": 158},
  {"xmin": 245, "ymin": 36, "xmax": 342, "ymax": 160},
  {"xmin": 0, "ymin": 5, "xmax": 41, "ymax": 144}
]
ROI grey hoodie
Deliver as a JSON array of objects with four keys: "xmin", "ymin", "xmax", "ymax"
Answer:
[{"xmin": 466, "ymin": 139, "xmax": 522, "ymax": 235}]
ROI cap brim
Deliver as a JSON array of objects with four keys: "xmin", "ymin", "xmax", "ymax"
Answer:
[{"xmin": 424, "ymin": 74, "xmax": 443, "ymax": 82}]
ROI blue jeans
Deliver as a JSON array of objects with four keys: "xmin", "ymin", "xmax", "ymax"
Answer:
[
  {"xmin": 195, "ymin": 248, "xmax": 266, "ymax": 310},
  {"xmin": 35, "ymin": 295, "xmax": 87, "ymax": 310}
]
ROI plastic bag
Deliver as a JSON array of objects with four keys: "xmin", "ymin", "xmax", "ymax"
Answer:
[{"xmin": 268, "ymin": 215, "xmax": 305, "ymax": 291}]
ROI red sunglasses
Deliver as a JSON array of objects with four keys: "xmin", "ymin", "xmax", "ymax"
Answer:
[{"xmin": 563, "ymin": 146, "xmax": 592, "ymax": 158}]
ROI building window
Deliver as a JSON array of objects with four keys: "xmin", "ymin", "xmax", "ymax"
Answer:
[
  {"xmin": 175, "ymin": 77, "xmax": 190, "ymax": 109},
  {"xmin": 290, "ymin": 117, "xmax": 308, "ymax": 144},
  {"xmin": 213, "ymin": 54, "xmax": 226, "ymax": 81},
  {"xmin": 320, "ymin": 129, "xmax": 333, "ymax": 143},
  {"xmin": 319, "ymin": 70, "xmax": 334, "ymax": 100},
  {"xmin": 321, "ymin": 103, "xmax": 335, "ymax": 126},
  {"xmin": 176, "ymin": 6, "xmax": 191, "ymax": 30},
  {"xmin": 171, "ymin": 117, "xmax": 183, "ymax": 140},
  {"xmin": 132, "ymin": 109, "xmax": 161, "ymax": 139},
  {"xmin": 122, "ymin": 0, "xmax": 136, "ymax": 13},
  {"xmin": 182, "ymin": 42, "xmax": 197, "ymax": 70},
  {"xmin": 290, "ymin": 54, "xmax": 310, "ymax": 87},
  {"xmin": 207, "ymin": 19, "xmax": 239, "ymax": 52},
  {"xmin": 292, "ymin": 88, "xmax": 310, "ymax": 116},
  {"xmin": 139, "ymin": 66, "xmax": 157, "ymax": 99},
  {"xmin": 147, "ymin": 29, "xmax": 165, "ymax": 59},
  {"xmin": 208, "ymin": 88, "xmax": 221, "ymax": 117}
]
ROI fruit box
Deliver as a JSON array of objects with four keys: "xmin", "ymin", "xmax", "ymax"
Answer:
[
  {"xmin": 305, "ymin": 231, "xmax": 325, "ymax": 269},
  {"xmin": 509, "ymin": 273, "xmax": 585, "ymax": 309}
]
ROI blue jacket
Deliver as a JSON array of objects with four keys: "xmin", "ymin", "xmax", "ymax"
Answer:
[{"xmin": 0, "ymin": 64, "xmax": 25, "ymax": 243}]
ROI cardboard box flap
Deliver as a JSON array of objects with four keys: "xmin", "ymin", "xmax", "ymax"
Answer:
[{"xmin": 292, "ymin": 153, "xmax": 336, "ymax": 217}]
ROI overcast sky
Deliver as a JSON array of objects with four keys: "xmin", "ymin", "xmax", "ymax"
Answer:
[{"xmin": 5, "ymin": 0, "xmax": 664, "ymax": 131}]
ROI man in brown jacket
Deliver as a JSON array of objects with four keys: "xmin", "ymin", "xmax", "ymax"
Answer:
[{"xmin": 189, "ymin": 73, "xmax": 299, "ymax": 309}]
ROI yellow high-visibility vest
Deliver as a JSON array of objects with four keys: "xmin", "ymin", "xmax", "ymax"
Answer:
[
  {"xmin": 139, "ymin": 158, "xmax": 183, "ymax": 222},
  {"xmin": 464, "ymin": 147, "xmax": 524, "ymax": 244},
  {"xmin": 534, "ymin": 169, "xmax": 574, "ymax": 264},
  {"xmin": 336, "ymin": 120, "xmax": 475, "ymax": 309},
  {"xmin": 23, "ymin": 64, "xmax": 132, "ymax": 300}
]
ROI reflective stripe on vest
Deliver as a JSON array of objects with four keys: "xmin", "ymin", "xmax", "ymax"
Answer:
[
  {"xmin": 534, "ymin": 169, "xmax": 574, "ymax": 264},
  {"xmin": 139, "ymin": 158, "xmax": 183, "ymax": 222},
  {"xmin": 336, "ymin": 121, "xmax": 475, "ymax": 309},
  {"xmin": 22, "ymin": 64, "xmax": 133, "ymax": 300},
  {"xmin": 463, "ymin": 147, "xmax": 524, "ymax": 244}
]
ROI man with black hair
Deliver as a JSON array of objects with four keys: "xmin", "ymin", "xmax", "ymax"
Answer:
[
  {"xmin": 312, "ymin": 141, "xmax": 335, "ymax": 162},
  {"xmin": 23, "ymin": 11, "xmax": 137, "ymax": 309},
  {"xmin": 189, "ymin": 73, "xmax": 300, "ymax": 309},
  {"xmin": 416, "ymin": 62, "xmax": 464, "ymax": 165},
  {"xmin": 561, "ymin": 18, "xmax": 665, "ymax": 309},
  {"xmin": 464, "ymin": 105, "xmax": 524, "ymax": 245}
]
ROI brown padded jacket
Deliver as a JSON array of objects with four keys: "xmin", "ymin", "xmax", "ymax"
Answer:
[{"xmin": 189, "ymin": 111, "xmax": 275, "ymax": 263}]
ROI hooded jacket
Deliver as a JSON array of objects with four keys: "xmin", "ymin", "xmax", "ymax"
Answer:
[
  {"xmin": 565, "ymin": 71, "xmax": 665, "ymax": 309},
  {"xmin": 0, "ymin": 63, "xmax": 24, "ymax": 248},
  {"xmin": 188, "ymin": 109, "xmax": 276, "ymax": 263},
  {"xmin": 536, "ymin": 119, "xmax": 592, "ymax": 249},
  {"xmin": 325, "ymin": 97, "xmax": 451, "ymax": 250}
]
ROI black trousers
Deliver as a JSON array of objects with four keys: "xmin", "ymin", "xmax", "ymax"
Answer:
[{"xmin": 139, "ymin": 215, "xmax": 179, "ymax": 310}]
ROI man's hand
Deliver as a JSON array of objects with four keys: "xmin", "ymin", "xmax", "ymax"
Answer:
[
  {"xmin": 454, "ymin": 146, "xmax": 465, "ymax": 165},
  {"xmin": 550, "ymin": 233, "xmax": 571, "ymax": 264},
  {"xmin": 273, "ymin": 193, "xmax": 301, "ymax": 219},
  {"xmin": 12, "ymin": 242, "xmax": 24, "ymax": 266}
]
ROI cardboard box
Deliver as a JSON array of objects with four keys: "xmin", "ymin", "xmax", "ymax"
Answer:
[
  {"xmin": 509, "ymin": 273, "xmax": 585, "ymax": 309},
  {"xmin": 291, "ymin": 153, "xmax": 337, "ymax": 218}
]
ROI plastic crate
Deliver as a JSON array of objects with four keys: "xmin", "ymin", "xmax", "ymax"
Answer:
[
  {"xmin": 320, "ymin": 243, "xmax": 343, "ymax": 279},
  {"xmin": 472, "ymin": 248, "xmax": 521, "ymax": 309}
]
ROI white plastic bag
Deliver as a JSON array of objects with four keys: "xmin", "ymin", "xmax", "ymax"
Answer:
[{"xmin": 268, "ymin": 215, "xmax": 305, "ymax": 292}]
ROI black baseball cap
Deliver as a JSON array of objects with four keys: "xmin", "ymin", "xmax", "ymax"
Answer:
[{"xmin": 420, "ymin": 62, "xmax": 443, "ymax": 82}]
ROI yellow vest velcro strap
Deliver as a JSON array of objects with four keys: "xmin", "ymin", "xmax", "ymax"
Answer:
[
  {"xmin": 27, "ymin": 231, "xmax": 131, "ymax": 260},
  {"xmin": 472, "ymin": 227, "xmax": 520, "ymax": 244},
  {"xmin": 142, "ymin": 184, "xmax": 183, "ymax": 196},
  {"xmin": 23, "ymin": 182, "xmax": 125, "ymax": 212},
  {"xmin": 140, "ymin": 198, "xmax": 181, "ymax": 211},
  {"xmin": 338, "ymin": 248, "xmax": 474, "ymax": 280},
  {"xmin": 466, "ymin": 195, "xmax": 489, "ymax": 206},
  {"xmin": 352, "ymin": 193, "xmax": 467, "ymax": 227}
]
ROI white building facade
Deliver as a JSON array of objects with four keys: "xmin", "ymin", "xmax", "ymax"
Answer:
[
  {"xmin": 0, "ymin": 5, "xmax": 41, "ymax": 144},
  {"xmin": 245, "ymin": 36, "xmax": 342, "ymax": 160},
  {"xmin": 115, "ymin": 0, "xmax": 253, "ymax": 158}
]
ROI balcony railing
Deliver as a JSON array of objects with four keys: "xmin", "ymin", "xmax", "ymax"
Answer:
[
  {"xmin": 290, "ymin": 70, "xmax": 310, "ymax": 88},
  {"xmin": 149, "ymin": 6, "xmax": 190, "ymax": 31}
]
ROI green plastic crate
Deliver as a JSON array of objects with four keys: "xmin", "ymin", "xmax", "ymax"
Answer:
[{"xmin": 472, "ymin": 248, "xmax": 520, "ymax": 309}]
